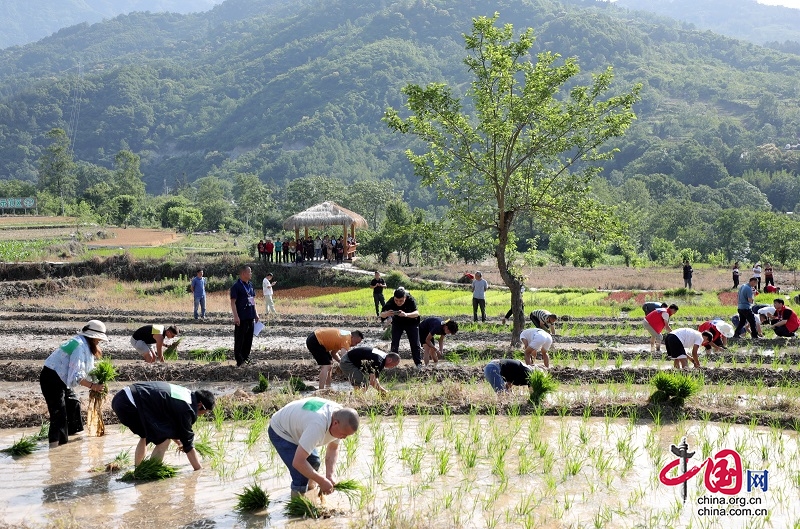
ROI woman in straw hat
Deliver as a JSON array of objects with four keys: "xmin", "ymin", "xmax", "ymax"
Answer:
[{"xmin": 39, "ymin": 320, "xmax": 109, "ymax": 448}]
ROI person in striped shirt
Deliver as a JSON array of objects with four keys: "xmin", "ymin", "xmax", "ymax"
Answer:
[{"xmin": 529, "ymin": 309, "xmax": 558, "ymax": 335}]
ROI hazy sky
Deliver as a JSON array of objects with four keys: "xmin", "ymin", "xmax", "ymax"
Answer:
[{"xmin": 756, "ymin": 0, "xmax": 800, "ymax": 7}]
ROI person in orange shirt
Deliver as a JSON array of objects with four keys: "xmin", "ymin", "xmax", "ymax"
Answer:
[{"xmin": 306, "ymin": 328, "xmax": 364, "ymax": 390}]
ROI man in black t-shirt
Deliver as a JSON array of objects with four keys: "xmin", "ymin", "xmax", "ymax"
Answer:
[
  {"xmin": 131, "ymin": 324, "xmax": 179, "ymax": 363},
  {"xmin": 370, "ymin": 271, "xmax": 387, "ymax": 319},
  {"xmin": 380, "ymin": 287, "xmax": 422, "ymax": 367},
  {"xmin": 339, "ymin": 347, "xmax": 401, "ymax": 394},
  {"xmin": 484, "ymin": 359, "xmax": 536, "ymax": 393}
]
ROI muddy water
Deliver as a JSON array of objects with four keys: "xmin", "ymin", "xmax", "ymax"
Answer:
[{"xmin": 1, "ymin": 416, "xmax": 797, "ymax": 528}]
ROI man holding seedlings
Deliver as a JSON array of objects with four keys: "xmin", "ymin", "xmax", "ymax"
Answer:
[
  {"xmin": 268, "ymin": 397, "xmax": 359, "ymax": 497},
  {"xmin": 190, "ymin": 269, "xmax": 207, "ymax": 320},
  {"xmin": 339, "ymin": 347, "xmax": 401, "ymax": 394},
  {"xmin": 664, "ymin": 328, "xmax": 713, "ymax": 370},
  {"xmin": 111, "ymin": 381, "xmax": 215, "ymax": 470},
  {"xmin": 471, "ymin": 271, "xmax": 489, "ymax": 322},
  {"xmin": 642, "ymin": 303, "xmax": 679, "ymax": 352},
  {"xmin": 484, "ymin": 358, "xmax": 537, "ymax": 393},
  {"xmin": 130, "ymin": 324, "xmax": 179, "ymax": 363},
  {"xmin": 419, "ymin": 317, "xmax": 459, "ymax": 365},
  {"xmin": 733, "ymin": 277, "xmax": 759, "ymax": 340},
  {"xmin": 380, "ymin": 287, "xmax": 422, "ymax": 367},
  {"xmin": 230, "ymin": 265, "xmax": 259, "ymax": 366},
  {"xmin": 520, "ymin": 327, "xmax": 553, "ymax": 368},
  {"xmin": 529, "ymin": 309, "xmax": 558, "ymax": 335},
  {"xmin": 767, "ymin": 298, "xmax": 800, "ymax": 337},
  {"xmin": 306, "ymin": 328, "xmax": 364, "ymax": 390}
]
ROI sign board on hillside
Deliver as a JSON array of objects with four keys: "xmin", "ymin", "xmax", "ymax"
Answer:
[{"xmin": 0, "ymin": 197, "xmax": 36, "ymax": 209}]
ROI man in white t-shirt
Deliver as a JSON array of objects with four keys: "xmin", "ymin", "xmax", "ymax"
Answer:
[
  {"xmin": 268, "ymin": 397, "xmax": 359, "ymax": 497},
  {"xmin": 471, "ymin": 271, "xmax": 489, "ymax": 322},
  {"xmin": 520, "ymin": 327, "xmax": 553, "ymax": 368},
  {"xmin": 262, "ymin": 273, "xmax": 277, "ymax": 316},
  {"xmin": 664, "ymin": 328, "xmax": 713, "ymax": 370}
]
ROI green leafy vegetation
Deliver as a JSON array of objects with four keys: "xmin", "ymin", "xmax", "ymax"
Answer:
[
  {"xmin": 528, "ymin": 370, "xmax": 558, "ymax": 406},
  {"xmin": 2, "ymin": 436, "xmax": 38, "ymax": 456},
  {"xmin": 163, "ymin": 338, "xmax": 182, "ymax": 361},
  {"xmin": 649, "ymin": 371, "xmax": 704, "ymax": 407},
  {"xmin": 284, "ymin": 494, "xmax": 324, "ymax": 518},
  {"xmin": 88, "ymin": 358, "xmax": 118, "ymax": 386},
  {"xmin": 252, "ymin": 373, "xmax": 269, "ymax": 393}
]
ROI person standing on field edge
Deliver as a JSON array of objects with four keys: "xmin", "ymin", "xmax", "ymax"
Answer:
[
  {"xmin": 752, "ymin": 263, "xmax": 762, "ymax": 291},
  {"xmin": 265, "ymin": 238, "xmax": 274, "ymax": 263},
  {"xmin": 262, "ymin": 272, "xmax": 277, "ymax": 316},
  {"xmin": 682, "ymin": 260, "xmax": 693, "ymax": 289},
  {"xmin": 191, "ymin": 269, "xmax": 207, "ymax": 320},
  {"xmin": 230, "ymin": 265, "xmax": 259, "ymax": 366},
  {"xmin": 732, "ymin": 262, "xmax": 740, "ymax": 289},
  {"xmin": 471, "ymin": 271, "xmax": 489, "ymax": 322},
  {"xmin": 733, "ymin": 277, "xmax": 759, "ymax": 340},
  {"xmin": 370, "ymin": 271, "xmax": 387, "ymax": 319},
  {"xmin": 764, "ymin": 262, "xmax": 774, "ymax": 288}
]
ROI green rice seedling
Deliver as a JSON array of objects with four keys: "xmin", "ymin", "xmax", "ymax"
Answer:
[
  {"xmin": 163, "ymin": 338, "xmax": 182, "ymax": 361},
  {"xmin": 649, "ymin": 406, "xmax": 663, "ymax": 428},
  {"xmin": 234, "ymin": 482, "xmax": 269, "ymax": 512},
  {"xmin": 436, "ymin": 448, "xmax": 450, "ymax": 476},
  {"xmin": 88, "ymin": 358, "xmax": 118, "ymax": 388},
  {"xmin": 563, "ymin": 456, "xmax": 583, "ymax": 477},
  {"xmin": 34, "ymin": 422, "xmax": 50, "ymax": 441},
  {"xmin": 615, "ymin": 354, "xmax": 623, "ymax": 369},
  {"xmin": 252, "ymin": 373, "xmax": 269, "ymax": 393},
  {"xmin": 399, "ymin": 445, "xmax": 425, "ymax": 475},
  {"xmin": 2, "ymin": 436, "xmax": 37, "ymax": 456},
  {"xmin": 104, "ymin": 449, "xmax": 132, "ymax": 472},
  {"xmin": 285, "ymin": 494, "xmax": 324, "ymax": 518},
  {"xmin": 371, "ymin": 431, "xmax": 387, "ymax": 477},
  {"xmin": 333, "ymin": 478, "xmax": 363, "ymax": 503},
  {"xmin": 578, "ymin": 424, "xmax": 590, "ymax": 445},
  {"xmin": 461, "ymin": 444, "xmax": 478, "ymax": 469},
  {"xmin": 119, "ymin": 458, "xmax": 178, "ymax": 481},
  {"xmin": 648, "ymin": 371, "xmax": 703, "ymax": 406},
  {"xmin": 287, "ymin": 376, "xmax": 313, "ymax": 393},
  {"xmin": 528, "ymin": 370, "xmax": 558, "ymax": 406},
  {"xmin": 211, "ymin": 402, "xmax": 225, "ymax": 430}
]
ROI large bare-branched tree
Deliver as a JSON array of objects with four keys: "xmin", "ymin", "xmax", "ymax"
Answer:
[{"xmin": 385, "ymin": 14, "xmax": 640, "ymax": 344}]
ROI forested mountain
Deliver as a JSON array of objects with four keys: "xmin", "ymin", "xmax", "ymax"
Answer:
[
  {"xmin": 2, "ymin": 0, "xmax": 800, "ymax": 264},
  {"xmin": 1, "ymin": 0, "xmax": 224, "ymax": 49},
  {"xmin": 614, "ymin": 0, "xmax": 800, "ymax": 48}
]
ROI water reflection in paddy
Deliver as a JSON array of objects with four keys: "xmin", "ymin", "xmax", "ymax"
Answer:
[{"xmin": 1, "ymin": 413, "xmax": 798, "ymax": 528}]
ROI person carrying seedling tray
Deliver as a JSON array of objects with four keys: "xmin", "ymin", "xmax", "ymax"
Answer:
[{"xmin": 130, "ymin": 324, "xmax": 179, "ymax": 362}]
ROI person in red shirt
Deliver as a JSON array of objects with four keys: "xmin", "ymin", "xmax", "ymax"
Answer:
[
  {"xmin": 768, "ymin": 298, "xmax": 799, "ymax": 337},
  {"xmin": 265, "ymin": 239, "xmax": 274, "ymax": 263},
  {"xmin": 643, "ymin": 304, "xmax": 679, "ymax": 352},
  {"xmin": 698, "ymin": 320, "xmax": 732, "ymax": 351},
  {"xmin": 764, "ymin": 284, "xmax": 780, "ymax": 294}
]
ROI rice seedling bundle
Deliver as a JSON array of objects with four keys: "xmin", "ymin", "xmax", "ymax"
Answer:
[
  {"xmin": 235, "ymin": 483, "xmax": 270, "ymax": 512},
  {"xmin": 285, "ymin": 495, "xmax": 325, "ymax": 518},
  {"xmin": 87, "ymin": 358, "xmax": 118, "ymax": 437},
  {"xmin": 649, "ymin": 371, "xmax": 703, "ymax": 406},
  {"xmin": 252, "ymin": 373, "xmax": 269, "ymax": 393},
  {"xmin": 528, "ymin": 370, "xmax": 558, "ymax": 406},
  {"xmin": 2, "ymin": 436, "xmax": 37, "ymax": 456},
  {"xmin": 119, "ymin": 458, "xmax": 178, "ymax": 481},
  {"xmin": 287, "ymin": 376, "xmax": 313, "ymax": 393},
  {"xmin": 193, "ymin": 440, "xmax": 217, "ymax": 459},
  {"xmin": 34, "ymin": 422, "xmax": 49, "ymax": 441},
  {"xmin": 332, "ymin": 479, "xmax": 363, "ymax": 503},
  {"xmin": 163, "ymin": 338, "xmax": 183, "ymax": 361}
]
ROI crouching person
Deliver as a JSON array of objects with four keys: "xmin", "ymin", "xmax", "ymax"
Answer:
[
  {"xmin": 484, "ymin": 359, "xmax": 539, "ymax": 393},
  {"xmin": 339, "ymin": 346, "xmax": 401, "ymax": 395},
  {"xmin": 111, "ymin": 381, "xmax": 214, "ymax": 470},
  {"xmin": 268, "ymin": 398, "xmax": 359, "ymax": 498},
  {"xmin": 664, "ymin": 328, "xmax": 713, "ymax": 370}
]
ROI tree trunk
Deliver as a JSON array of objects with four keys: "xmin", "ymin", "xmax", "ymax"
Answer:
[{"xmin": 495, "ymin": 213, "xmax": 523, "ymax": 346}]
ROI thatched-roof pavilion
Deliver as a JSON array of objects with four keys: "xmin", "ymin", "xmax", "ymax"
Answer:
[{"xmin": 282, "ymin": 201, "xmax": 368, "ymax": 258}]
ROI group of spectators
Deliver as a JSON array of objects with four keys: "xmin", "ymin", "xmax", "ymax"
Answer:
[{"xmin": 257, "ymin": 235, "xmax": 357, "ymax": 265}]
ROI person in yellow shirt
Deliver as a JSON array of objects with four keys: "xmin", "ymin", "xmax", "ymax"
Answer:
[{"xmin": 306, "ymin": 328, "xmax": 364, "ymax": 390}]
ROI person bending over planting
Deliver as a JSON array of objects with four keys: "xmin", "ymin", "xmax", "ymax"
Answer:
[
  {"xmin": 130, "ymin": 324, "xmax": 179, "ymax": 363},
  {"xmin": 111, "ymin": 381, "xmax": 214, "ymax": 470},
  {"xmin": 339, "ymin": 346, "xmax": 401, "ymax": 395},
  {"xmin": 697, "ymin": 319, "xmax": 733, "ymax": 351},
  {"xmin": 664, "ymin": 328, "xmax": 713, "ymax": 370},
  {"xmin": 268, "ymin": 397, "xmax": 359, "ymax": 498},
  {"xmin": 520, "ymin": 327, "xmax": 553, "ymax": 368},
  {"xmin": 305, "ymin": 328, "xmax": 363, "ymax": 390},
  {"xmin": 529, "ymin": 309, "xmax": 558, "ymax": 335},
  {"xmin": 643, "ymin": 304, "xmax": 679, "ymax": 352},
  {"xmin": 484, "ymin": 359, "xmax": 540, "ymax": 393},
  {"xmin": 419, "ymin": 317, "xmax": 459, "ymax": 366}
]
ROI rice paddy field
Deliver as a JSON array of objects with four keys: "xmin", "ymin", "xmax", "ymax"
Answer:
[{"xmin": 3, "ymin": 227, "xmax": 800, "ymax": 527}]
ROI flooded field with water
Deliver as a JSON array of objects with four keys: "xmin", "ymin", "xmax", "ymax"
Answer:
[{"xmin": 2, "ymin": 414, "xmax": 798, "ymax": 529}]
